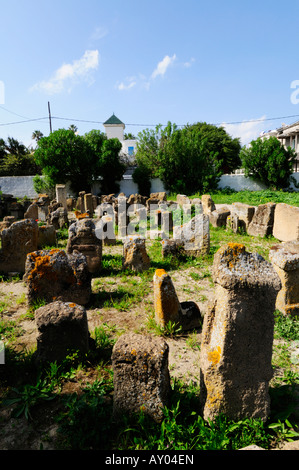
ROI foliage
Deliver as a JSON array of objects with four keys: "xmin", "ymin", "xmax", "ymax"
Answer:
[
  {"xmin": 34, "ymin": 129, "xmax": 96, "ymax": 193},
  {"xmin": 34, "ymin": 128, "xmax": 126, "ymax": 195},
  {"xmin": 98, "ymin": 138, "xmax": 125, "ymax": 194},
  {"xmin": 274, "ymin": 311, "xmax": 299, "ymax": 341},
  {"xmin": 0, "ymin": 136, "xmax": 40, "ymax": 176},
  {"xmin": 132, "ymin": 164, "xmax": 151, "ymax": 196},
  {"xmin": 2, "ymin": 376, "xmax": 55, "ymax": 420},
  {"xmin": 240, "ymin": 136, "xmax": 297, "ymax": 189},
  {"xmin": 32, "ymin": 174, "xmax": 55, "ymax": 199},
  {"xmin": 186, "ymin": 122, "xmax": 241, "ymax": 173},
  {"xmin": 0, "ymin": 152, "xmax": 41, "ymax": 176},
  {"xmin": 135, "ymin": 121, "xmax": 238, "ymax": 195}
]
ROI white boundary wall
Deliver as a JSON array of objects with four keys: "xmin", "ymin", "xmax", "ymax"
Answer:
[{"xmin": 0, "ymin": 173, "xmax": 298, "ymax": 199}]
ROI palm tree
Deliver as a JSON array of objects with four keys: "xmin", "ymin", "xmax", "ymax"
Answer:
[
  {"xmin": 32, "ymin": 130, "xmax": 44, "ymax": 142},
  {"xmin": 69, "ymin": 124, "xmax": 78, "ymax": 134}
]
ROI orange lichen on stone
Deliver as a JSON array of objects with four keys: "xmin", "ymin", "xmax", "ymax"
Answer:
[
  {"xmin": 27, "ymin": 251, "xmax": 67, "ymax": 288},
  {"xmin": 226, "ymin": 243, "xmax": 245, "ymax": 269},
  {"xmin": 74, "ymin": 211, "xmax": 89, "ymax": 219},
  {"xmin": 207, "ymin": 346, "xmax": 221, "ymax": 365},
  {"xmin": 155, "ymin": 269, "xmax": 167, "ymax": 278},
  {"xmin": 69, "ymin": 303, "xmax": 76, "ymax": 308}
]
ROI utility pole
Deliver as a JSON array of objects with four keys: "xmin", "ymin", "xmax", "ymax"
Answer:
[{"xmin": 48, "ymin": 101, "xmax": 52, "ymax": 134}]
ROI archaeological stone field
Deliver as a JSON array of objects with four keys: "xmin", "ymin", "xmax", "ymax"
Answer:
[{"xmin": 0, "ymin": 185, "xmax": 299, "ymax": 450}]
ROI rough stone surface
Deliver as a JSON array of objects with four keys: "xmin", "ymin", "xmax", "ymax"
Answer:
[
  {"xmin": 0, "ymin": 216, "xmax": 16, "ymax": 232},
  {"xmin": 0, "ymin": 219, "xmax": 38, "ymax": 274},
  {"xmin": 84, "ymin": 193, "xmax": 94, "ymax": 217},
  {"xmin": 176, "ymin": 194, "xmax": 191, "ymax": 207},
  {"xmin": 231, "ymin": 202, "xmax": 256, "ymax": 232},
  {"xmin": 161, "ymin": 239, "xmax": 184, "ymax": 258},
  {"xmin": 35, "ymin": 301, "xmax": 90, "ymax": 364},
  {"xmin": 154, "ymin": 269, "xmax": 181, "ymax": 327},
  {"xmin": 201, "ymin": 194, "xmax": 216, "ymax": 215},
  {"xmin": 112, "ymin": 333, "xmax": 171, "ymax": 422},
  {"xmin": 122, "ymin": 235, "xmax": 150, "ymax": 272},
  {"xmin": 66, "ymin": 218, "xmax": 102, "ymax": 274},
  {"xmin": 24, "ymin": 203, "xmax": 38, "ymax": 220},
  {"xmin": 269, "ymin": 241, "xmax": 299, "ymax": 316},
  {"xmin": 48, "ymin": 206, "xmax": 69, "ymax": 230},
  {"xmin": 173, "ymin": 214, "xmax": 210, "ymax": 257},
  {"xmin": 153, "ymin": 269, "xmax": 202, "ymax": 330},
  {"xmin": 247, "ymin": 202, "xmax": 276, "ymax": 237},
  {"xmin": 273, "ymin": 203, "xmax": 299, "ymax": 242},
  {"xmin": 24, "ymin": 249, "xmax": 91, "ymax": 306},
  {"xmin": 209, "ymin": 207, "xmax": 231, "ymax": 228},
  {"xmin": 38, "ymin": 224, "xmax": 57, "ymax": 249},
  {"xmin": 200, "ymin": 243, "xmax": 281, "ymax": 423},
  {"xmin": 55, "ymin": 185, "xmax": 67, "ymax": 210}
]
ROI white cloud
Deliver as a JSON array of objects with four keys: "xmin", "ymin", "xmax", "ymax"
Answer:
[
  {"xmin": 30, "ymin": 50, "xmax": 99, "ymax": 94},
  {"xmin": 117, "ymin": 77, "xmax": 137, "ymax": 91},
  {"xmin": 221, "ymin": 115, "xmax": 267, "ymax": 146},
  {"xmin": 183, "ymin": 57, "xmax": 195, "ymax": 68},
  {"xmin": 117, "ymin": 53, "xmax": 178, "ymax": 92},
  {"xmin": 151, "ymin": 54, "xmax": 176, "ymax": 79}
]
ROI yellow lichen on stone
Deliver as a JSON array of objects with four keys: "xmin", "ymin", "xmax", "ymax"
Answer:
[{"xmin": 207, "ymin": 346, "xmax": 221, "ymax": 365}]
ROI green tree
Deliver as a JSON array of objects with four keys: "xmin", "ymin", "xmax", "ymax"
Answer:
[
  {"xmin": 84, "ymin": 130, "xmax": 126, "ymax": 195},
  {"xmin": 240, "ymin": 136, "xmax": 297, "ymax": 189},
  {"xmin": 0, "ymin": 152, "xmax": 41, "ymax": 176},
  {"xmin": 34, "ymin": 128, "xmax": 97, "ymax": 193},
  {"xmin": 135, "ymin": 122, "xmax": 225, "ymax": 195},
  {"xmin": 5, "ymin": 136, "xmax": 29, "ymax": 156},
  {"xmin": 98, "ymin": 138, "xmax": 125, "ymax": 194},
  {"xmin": 186, "ymin": 122, "xmax": 241, "ymax": 173}
]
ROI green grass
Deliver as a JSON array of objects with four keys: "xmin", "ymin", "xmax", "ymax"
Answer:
[
  {"xmin": 168, "ymin": 188, "xmax": 299, "ymax": 207},
  {"xmin": 1, "ymin": 189, "xmax": 299, "ymax": 450}
]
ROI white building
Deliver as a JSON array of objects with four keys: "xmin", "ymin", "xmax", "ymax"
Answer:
[
  {"xmin": 260, "ymin": 121, "xmax": 299, "ymax": 171},
  {"xmin": 103, "ymin": 113, "xmax": 137, "ymax": 162}
]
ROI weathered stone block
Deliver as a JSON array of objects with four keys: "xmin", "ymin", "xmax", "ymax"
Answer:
[
  {"xmin": 112, "ymin": 333, "xmax": 171, "ymax": 422},
  {"xmin": 273, "ymin": 203, "xmax": 299, "ymax": 242},
  {"xmin": 153, "ymin": 269, "xmax": 202, "ymax": 330},
  {"xmin": 24, "ymin": 249, "xmax": 91, "ymax": 306},
  {"xmin": 55, "ymin": 185, "xmax": 67, "ymax": 210},
  {"xmin": 247, "ymin": 202, "xmax": 276, "ymax": 237},
  {"xmin": 200, "ymin": 243, "xmax": 281, "ymax": 423},
  {"xmin": 176, "ymin": 194, "xmax": 190, "ymax": 207},
  {"xmin": 173, "ymin": 214, "xmax": 210, "ymax": 257},
  {"xmin": 231, "ymin": 202, "xmax": 256, "ymax": 232},
  {"xmin": 84, "ymin": 193, "xmax": 94, "ymax": 217},
  {"xmin": 153, "ymin": 269, "xmax": 181, "ymax": 327},
  {"xmin": 67, "ymin": 218, "xmax": 102, "ymax": 274},
  {"xmin": 201, "ymin": 194, "xmax": 216, "ymax": 215},
  {"xmin": 0, "ymin": 219, "xmax": 38, "ymax": 274},
  {"xmin": 24, "ymin": 203, "xmax": 38, "ymax": 220},
  {"xmin": 35, "ymin": 301, "xmax": 90, "ymax": 363},
  {"xmin": 269, "ymin": 241, "xmax": 299, "ymax": 316},
  {"xmin": 38, "ymin": 224, "xmax": 57, "ymax": 248},
  {"xmin": 209, "ymin": 207, "xmax": 231, "ymax": 228},
  {"xmin": 122, "ymin": 235, "xmax": 150, "ymax": 272},
  {"xmin": 48, "ymin": 206, "xmax": 69, "ymax": 230}
]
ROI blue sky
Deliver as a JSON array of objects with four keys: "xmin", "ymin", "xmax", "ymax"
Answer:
[{"xmin": 1, "ymin": 0, "xmax": 299, "ymax": 148}]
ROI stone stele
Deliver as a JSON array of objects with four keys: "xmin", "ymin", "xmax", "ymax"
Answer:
[
  {"xmin": 269, "ymin": 241, "xmax": 299, "ymax": 316},
  {"xmin": 112, "ymin": 333, "xmax": 171, "ymax": 422},
  {"xmin": 200, "ymin": 243, "xmax": 281, "ymax": 423}
]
